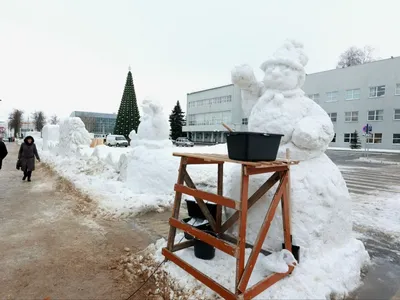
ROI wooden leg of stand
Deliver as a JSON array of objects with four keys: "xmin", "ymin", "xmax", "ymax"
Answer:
[
  {"xmin": 281, "ymin": 173, "xmax": 292, "ymax": 251},
  {"xmin": 216, "ymin": 163, "xmax": 224, "ymax": 233},
  {"xmin": 167, "ymin": 158, "xmax": 187, "ymax": 251},
  {"xmin": 236, "ymin": 166, "xmax": 248, "ymax": 294}
]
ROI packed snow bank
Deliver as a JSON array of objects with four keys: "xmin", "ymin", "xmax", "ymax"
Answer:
[
  {"xmin": 122, "ymin": 144, "xmax": 228, "ymax": 198},
  {"xmin": 42, "ymin": 124, "xmax": 60, "ymax": 151},
  {"xmin": 57, "ymin": 117, "xmax": 92, "ymax": 156},
  {"xmin": 149, "ymin": 235, "xmax": 369, "ymax": 299},
  {"xmin": 41, "ymin": 144, "xmax": 228, "ymax": 216}
]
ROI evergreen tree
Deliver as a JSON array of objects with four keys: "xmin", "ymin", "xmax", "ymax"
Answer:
[
  {"xmin": 350, "ymin": 130, "xmax": 361, "ymax": 149},
  {"xmin": 169, "ymin": 101, "xmax": 185, "ymax": 140},
  {"xmin": 114, "ymin": 69, "xmax": 140, "ymax": 138}
]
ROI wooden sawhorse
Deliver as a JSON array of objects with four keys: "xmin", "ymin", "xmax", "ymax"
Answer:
[{"xmin": 162, "ymin": 153, "xmax": 298, "ymax": 299}]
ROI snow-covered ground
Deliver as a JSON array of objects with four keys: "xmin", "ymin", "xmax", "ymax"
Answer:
[
  {"xmin": 38, "ymin": 139, "xmax": 400, "ymax": 299},
  {"xmin": 41, "ymin": 143, "xmax": 230, "ymax": 217}
]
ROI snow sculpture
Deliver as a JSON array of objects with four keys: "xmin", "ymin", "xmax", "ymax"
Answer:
[
  {"xmin": 42, "ymin": 124, "xmax": 60, "ymax": 151},
  {"xmin": 129, "ymin": 98, "xmax": 171, "ymax": 149},
  {"xmin": 137, "ymin": 98, "xmax": 169, "ymax": 140},
  {"xmin": 57, "ymin": 117, "xmax": 92, "ymax": 156},
  {"xmin": 226, "ymin": 40, "xmax": 369, "ymax": 294}
]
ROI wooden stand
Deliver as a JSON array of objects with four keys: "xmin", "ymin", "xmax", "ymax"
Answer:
[{"xmin": 162, "ymin": 153, "xmax": 299, "ymax": 300}]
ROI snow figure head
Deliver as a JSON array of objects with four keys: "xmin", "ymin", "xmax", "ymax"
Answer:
[
  {"xmin": 260, "ymin": 40, "xmax": 308, "ymax": 91},
  {"xmin": 137, "ymin": 98, "xmax": 169, "ymax": 141}
]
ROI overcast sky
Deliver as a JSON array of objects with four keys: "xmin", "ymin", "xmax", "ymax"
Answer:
[{"xmin": 1, "ymin": 0, "xmax": 399, "ymax": 121}]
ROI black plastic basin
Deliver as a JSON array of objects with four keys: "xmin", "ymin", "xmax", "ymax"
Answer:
[{"xmin": 227, "ymin": 132, "xmax": 283, "ymax": 162}]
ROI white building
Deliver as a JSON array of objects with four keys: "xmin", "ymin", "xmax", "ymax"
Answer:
[
  {"xmin": 183, "ymin": 57, "xmax": 400, "ymax": 150},
  {"xmin": 182, "ymin": 84, "xmax": 248, "ymax": 144}
]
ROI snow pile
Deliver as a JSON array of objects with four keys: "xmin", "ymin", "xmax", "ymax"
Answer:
[
  {"xmin": 42, "ymin": 124, "xmax": 60, "ymax": 151},
  {"xmin": 150, "ymin": 234, "xmax": 368, "ymax": 299},
  {"xmin": 122, "ymin": 144, "xmax": 228, "ymax": 199},
  {"xmin": 57, "ymin": 117, "xmax": 92, "ymax": 156},
  {"xmin": 41, "ymin": 143, "xmax": 228, "ymax": 216}
]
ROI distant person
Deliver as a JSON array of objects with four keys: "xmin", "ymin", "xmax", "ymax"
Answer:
[
  {"xmin": 18, "ymin": 135, "xmax": 40, "ymax": 182},
  {"xmin": 0, "ymin": 138, "xmax": 8, "ymax": 170}
]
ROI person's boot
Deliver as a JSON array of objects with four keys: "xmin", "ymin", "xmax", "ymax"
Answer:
[
  {"xmin": 27, "ymin": 171, "xmax": 32, "ymax": 182},
  {"xmin": 22, "ymin": 172, "xmax": 27, "ymax": 181}
]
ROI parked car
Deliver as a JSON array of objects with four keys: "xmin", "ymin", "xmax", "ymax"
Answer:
[
  {"xmin": 175, "ymin": 137, "xmax": 194, "ymax": 147},
  {"xmin": 106, "ymin": 135, "xmax": 129, "ymax": 147}
]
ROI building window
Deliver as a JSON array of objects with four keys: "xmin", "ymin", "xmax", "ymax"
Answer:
[
  {"xmin": 242, "ymin": 118, "xmax": 248, "ymax": 125},
  {"xmin": 394, "ymin": 109, "xmax": 400, "ymax": 120},
  {"xmin": 345, "ymin": 89, "xmax": 360, "ymax": 100},
  {"xmin": 326, "ymin": 91, "xmax": 338, "ymax": 102},
  {"xmin": 369, "ymin": 85, "xmax": 385, "ymax": 98},
  {"xmin": 345, "ymin": 111, "xmax": 358, "ymax": 122},
  {"xmin": 367, "ymin": 133, "xmax": 383, "ymax": 144},
  {"xmin": 396, "ymin": 84, "xmax": 400, "ymax": 95},
  {"xmin": 368, "ymin": 110, "xmax": 384, "ymax": 121},
  {"xmin": 308, "ymin": 93, "xmax": 320, "ymax": 102},
  {"xmin": 332, "ymin": 133, "xmax": 336, "ymax": 143},
  {"xmin": 393, "ymin": 134, "xmax": 400, "ymax": 144},
  {"xmin": 328, "ymin": 112, "xmax": 337, "ymax": 122},
  {"xmin": 344, "ymin": 133, "xmax": 356, "ymax": 143}
]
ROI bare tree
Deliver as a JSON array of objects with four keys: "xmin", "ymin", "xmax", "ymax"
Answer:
[
  {"xmin": 32, "ymin": 111, "xmax": 46, "ymax": 132},
  {"xmin": 50, "ymin": 114, "xmax": 60, "ymax": 125},
  {"xmin": 8, "ymin": 109, "xmax": 24, "ymax": 137},
  {"xmin": 80, "ymin": 116, "xmax": 97, "ymax": 133},
  {"xmin": 337, "ymin": 45, "xmax": 376, "ymax": 68}
]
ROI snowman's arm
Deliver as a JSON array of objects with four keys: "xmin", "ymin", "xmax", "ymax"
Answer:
[
  {"xmin": 292, "ymin": 113, "xmax": 334, "ymax": 151},
  {"xmin": 231, "ymin": 64, "xmax": 264, "ymax": 117}
]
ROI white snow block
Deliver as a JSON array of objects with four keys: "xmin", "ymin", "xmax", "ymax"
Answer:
[
  {"xmin": 42, "ymin": 125, "xmax": 60, "ymax": 151},
  {"xmin": 57, "ymin": 117, "xmax": 92, "ymax": 156}
]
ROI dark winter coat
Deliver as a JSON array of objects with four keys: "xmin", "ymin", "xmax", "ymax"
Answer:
[
  {"xmin": 18, "ymin": 136, "xmax": 40, "ymax": 172},
  {"xmin": 0, "ymin": 140, "xmax": 8, "ymax": 170}
]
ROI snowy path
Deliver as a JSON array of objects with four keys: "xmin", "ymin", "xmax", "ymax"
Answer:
[{"xmin": 0, "ymin": 143, "xmax": 154, "ymax": 299}]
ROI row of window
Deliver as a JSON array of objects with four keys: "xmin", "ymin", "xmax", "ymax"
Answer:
[
  {"xmin": 328, "ymin": 109, "xmax": 400, "ymax": 122},
  {"xmin": 188, "ymin": 95, "xmax": 232, "ymax": 108},
  {"xmin": 307, "ymin": 83, "xmax": 400, "ymax": 103},
  {"xmin": 187, "ymin": 111, "xmax": 231, "ymax": 126},
  {"xmin": 332, "ymin": 133, "xmax": 400, "ymax": 144}
]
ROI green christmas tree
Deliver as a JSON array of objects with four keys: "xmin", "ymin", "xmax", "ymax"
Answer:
[
  {"xmin": 114, "ymin": 68, "xmax": 140, "ymax": 138},
  {"xmin": 350, "ymin": 130, "xmax": 362, "ymax": 149},
  {"xmin": 169, "ymin": 101, "xmax": 185, "ymax": 140}
]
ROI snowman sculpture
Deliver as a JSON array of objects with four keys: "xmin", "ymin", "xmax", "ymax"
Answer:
[{"xmin": 226, "ymin": 40, "xmax": 368, "ymax": 267}]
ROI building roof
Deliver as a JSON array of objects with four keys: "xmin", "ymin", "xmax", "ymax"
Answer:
[
  {"xmin": 70, "ymin": 111, "xmax": 117, "ymax": 119},
  {"xmin": 306, "ymin": 56, "xmax": 400, "ymax": 77},
  {"xmin": 187, "ymin": 84, "xmax": 234, "ymax": 95}
]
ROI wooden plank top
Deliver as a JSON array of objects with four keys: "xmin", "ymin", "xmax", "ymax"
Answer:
[{"xmin": 173, "ymin": 152, "xmax": 299, "ymax": 168}]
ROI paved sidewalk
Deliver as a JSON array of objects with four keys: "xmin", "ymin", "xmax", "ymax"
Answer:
[{"xmin": 0, "ymin": 143, "xmax": 151, "ymax": 299}]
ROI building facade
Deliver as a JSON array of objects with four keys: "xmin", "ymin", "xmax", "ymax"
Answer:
[
  {"xmin": 70, "ymin": 111, "xmax": 117, "ymax": 135},
  {"xmin": 182, "ymin": 84, "xmax": 248, "ymax": 143},
  {"xmin": 183, "ymin": 57, "xmax": 400, "ymax": 150},
  {"xmin": 303, "ymin": 57, "xmax": 400, "ymax": 150}
]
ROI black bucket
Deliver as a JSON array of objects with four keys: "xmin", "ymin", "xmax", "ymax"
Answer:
[
  {"xmin": 182, "ymin": 217, "xmax": 211, "ymax": 240},
  {"xmin": 185, "ymin": 199, "xmax": 217, "ymax": 220},
  {"xmin": 227, "ymin": 132, "xmax": 283, "ymax": 162},
  {"xmin": 194, "ymin": 231, "xmax": 216, "ymax": 260}
]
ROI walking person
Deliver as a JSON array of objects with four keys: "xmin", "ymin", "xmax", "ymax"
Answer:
[
  {"xmin": 18, "ymin": 136, "xmax": 40, "ymax": 182},
  {"xmin": 0, "ymin": 137, "xmax": 8, "ymax": 170}
]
